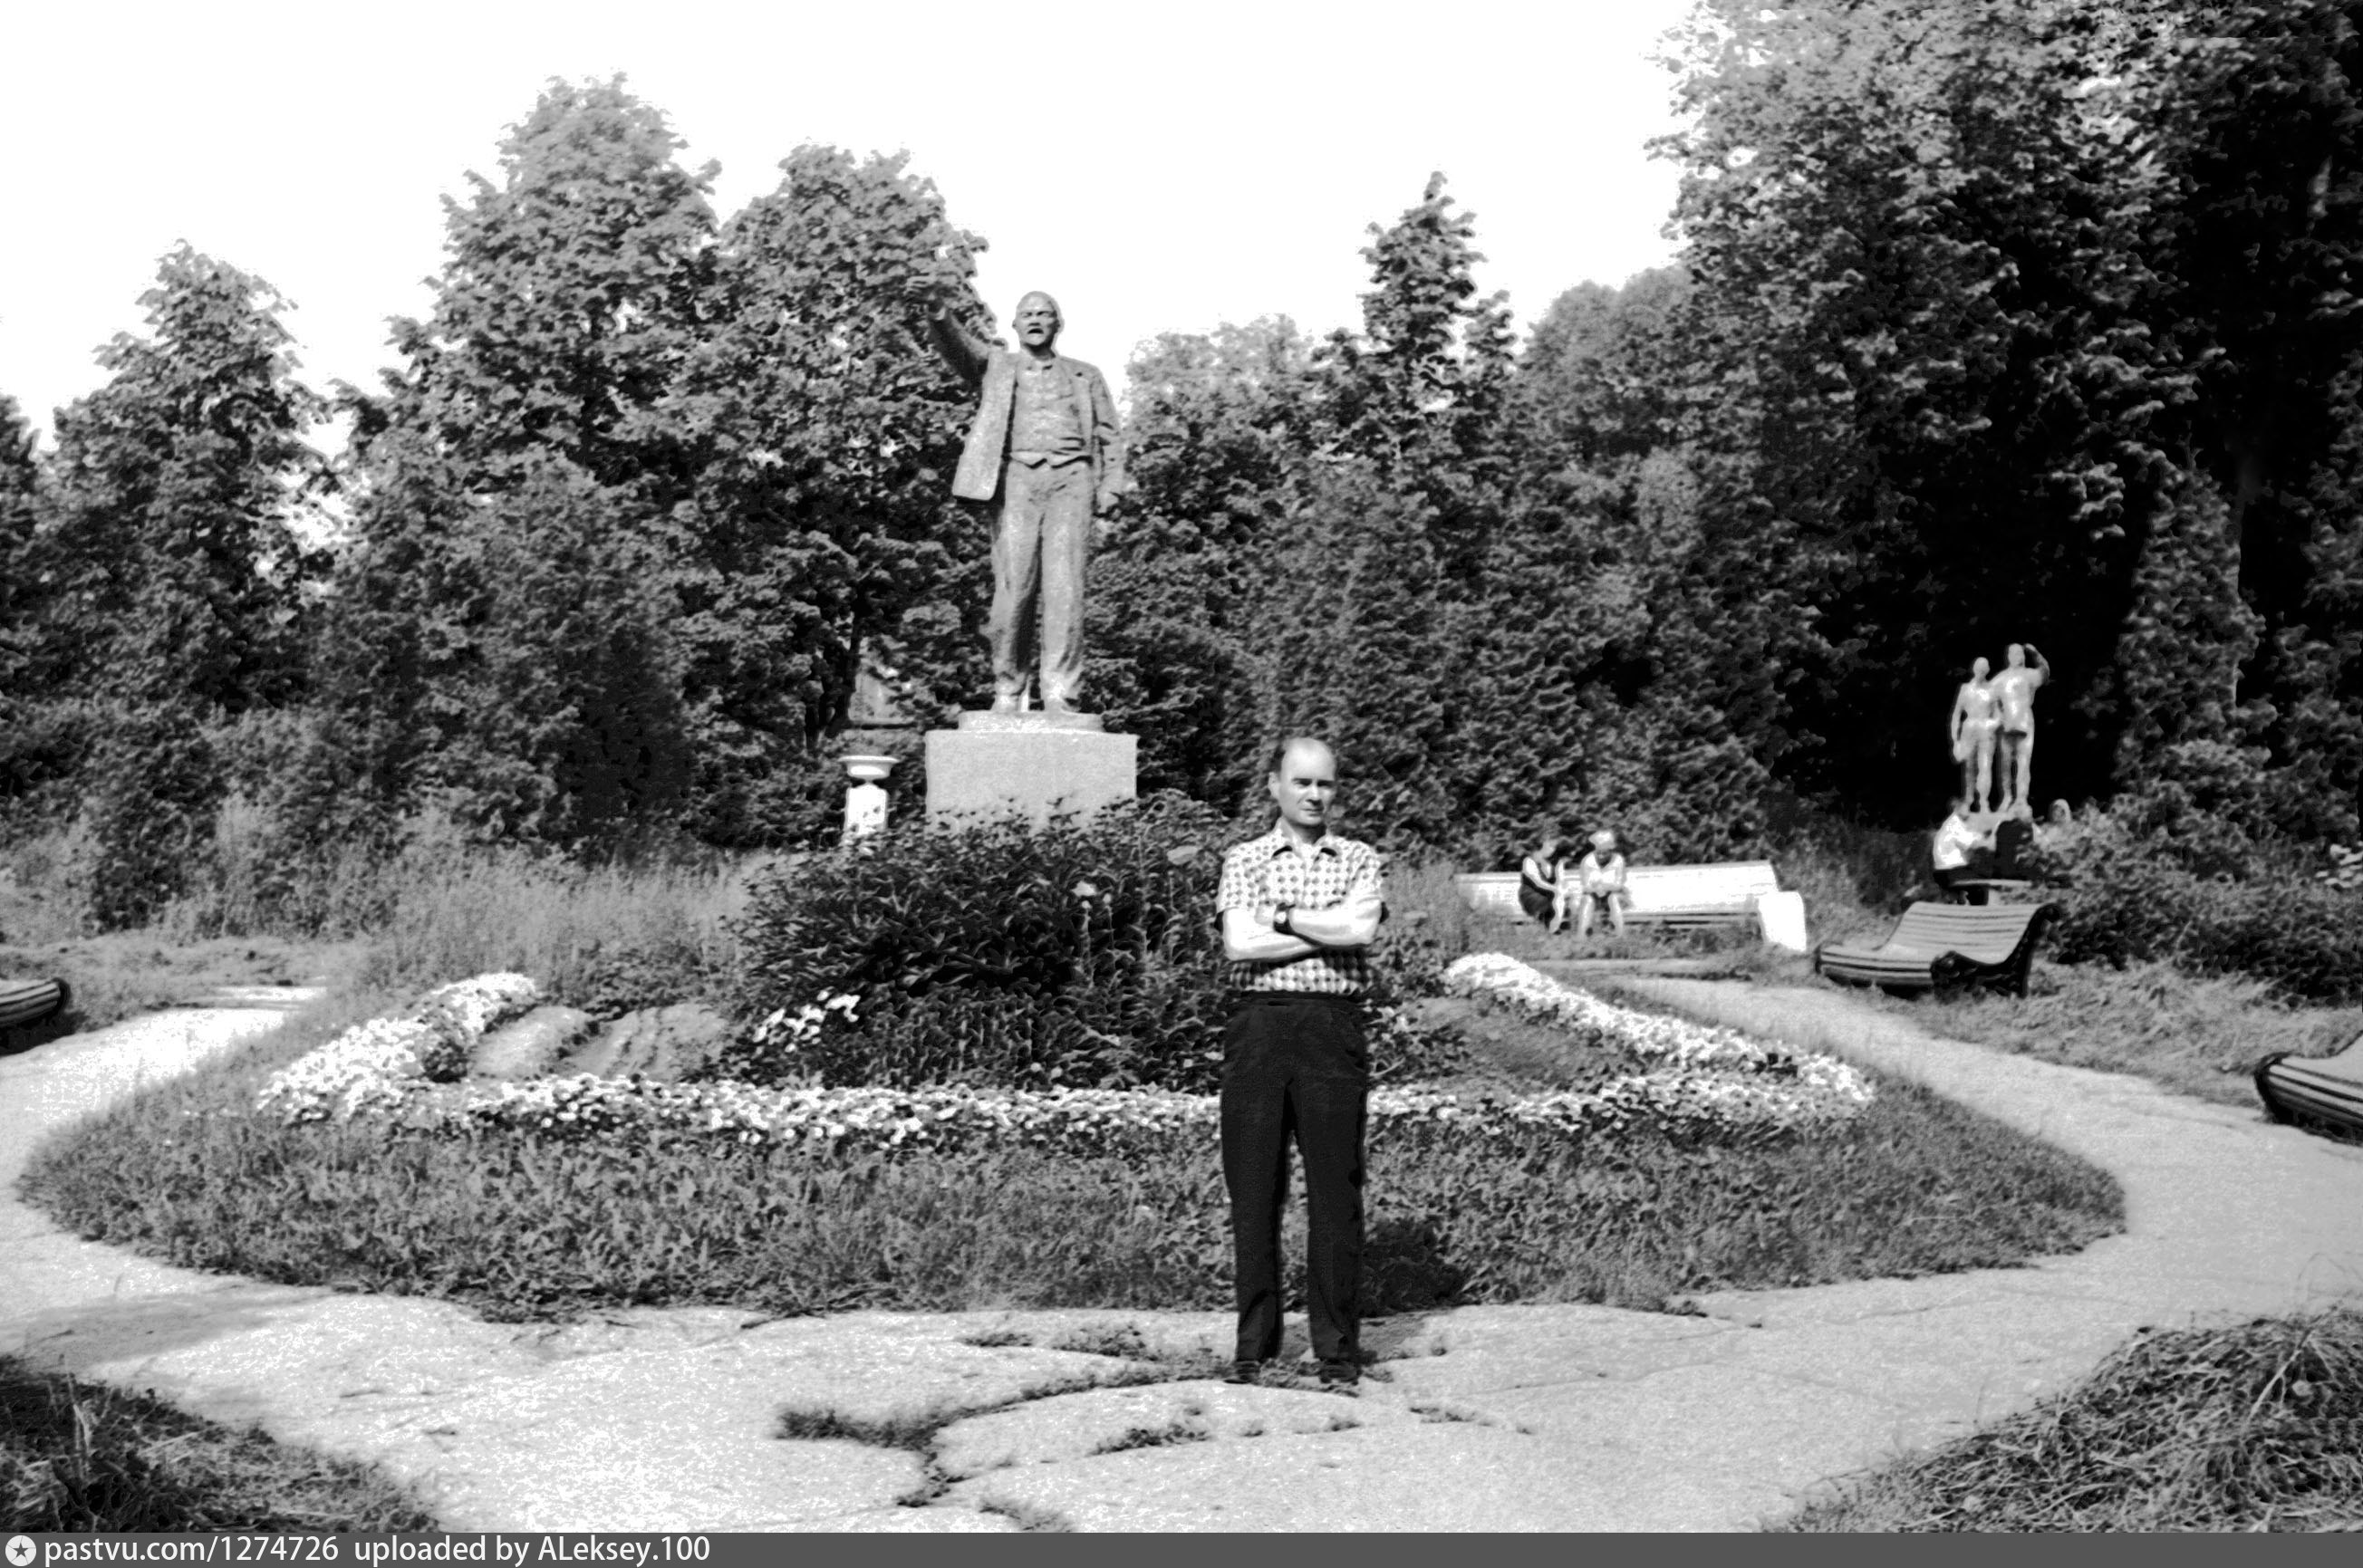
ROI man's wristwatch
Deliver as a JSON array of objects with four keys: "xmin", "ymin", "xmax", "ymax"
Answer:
[{"xmin": 1274, "ymin": 902, "xmax": 1297, "ymax": 935}]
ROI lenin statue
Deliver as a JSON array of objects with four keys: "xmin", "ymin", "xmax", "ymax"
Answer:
[{"xmin": 921, "ymin": 289, "xmax": 1124, "ymax": 716}]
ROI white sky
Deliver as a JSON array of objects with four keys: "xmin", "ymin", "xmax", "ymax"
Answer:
[{"xmin": 0, "ymin": 0, "xmax": 1698, "ymax": 446}]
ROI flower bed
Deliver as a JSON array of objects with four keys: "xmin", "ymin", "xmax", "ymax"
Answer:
[
  {"xmin": 255, "ymin": 974, "xmax": 541, "ymax": 1123},
  {"xmin": 1443, "ymin": 953, "xmax": 1876, "ymax": 1130},
  {"xmin": 254, "ymin": 958, "xmax": 1871, "ymax": 1152}
]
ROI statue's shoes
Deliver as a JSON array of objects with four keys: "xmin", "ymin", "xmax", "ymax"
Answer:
[{"xmin": 989, "ymin": 693, "xmax": 1022, "ymax": 715}]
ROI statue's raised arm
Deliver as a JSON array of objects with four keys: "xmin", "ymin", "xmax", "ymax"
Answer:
[{"xmin": 916, "ymin": 286, "xmax": 993, "ymax": 388}]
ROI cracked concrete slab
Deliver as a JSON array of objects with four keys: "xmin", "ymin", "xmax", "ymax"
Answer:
[
  {"xmin": 5, "ymin": 981, "xmax": 2362, "ymax": 1530},
  {"xmin": 932, "ymin": 1378, "xmax": 1415, "ymax": 1481}
]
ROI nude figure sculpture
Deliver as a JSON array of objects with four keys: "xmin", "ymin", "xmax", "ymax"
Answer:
[
  {"xmin": 1992, "ymin": 642, "xmax": 2052, "ymax": 815},
  {"xmin": 1949, "ymin": 656, "xmax": 2001, "ymax": 813}
]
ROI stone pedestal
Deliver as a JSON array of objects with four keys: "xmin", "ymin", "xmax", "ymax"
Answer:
[
  {"xmin": 924, "ymin": 710, "xmax": 1137, "ymax": 829},
  {"xmin": 838, "ymin": 754, "xmax": 897, "ymax": 842}
]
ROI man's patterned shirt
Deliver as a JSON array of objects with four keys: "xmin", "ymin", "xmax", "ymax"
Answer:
[{"xmin": 1215, "ymin": 824, "xmax": 1384, "ymax": 995}]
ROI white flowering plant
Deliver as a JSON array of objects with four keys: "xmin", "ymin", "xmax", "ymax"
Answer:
[
  {"xmin": 254, "ymin": 955, "xmax": 1867, "ymax": 1153},
  {"xmin": 256, "ymin": 972, "xmax": 542, "ymax": 1122},
  {"xmin": 1441, "ymin": 953, "xmax": 1875, "ymax": 1134}
]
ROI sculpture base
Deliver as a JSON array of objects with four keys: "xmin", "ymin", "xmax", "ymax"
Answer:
[
  {"xmin": 926, "ymin": 717, "xmax": 1136, "ymax": 829},
  {"xmin": 954, "ymin": 708, "xmax": 1106, "ymax": 734}
]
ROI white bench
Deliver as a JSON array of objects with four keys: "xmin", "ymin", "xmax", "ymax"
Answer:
[{"xmin": 1454, "ymin": 861, "xmax": 1808, "ymax": 950}]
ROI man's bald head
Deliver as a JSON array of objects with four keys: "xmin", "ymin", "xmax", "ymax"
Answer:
[
  {"xmin": 1266, "ymin": 735, "xmax": 1336, "ymax": 780},
  {"xmin": 1267, "ymin": 736, "xmax": 1339, "ymax": 836}
]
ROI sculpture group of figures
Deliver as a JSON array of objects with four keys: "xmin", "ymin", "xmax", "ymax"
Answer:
[{"xmin": 1948, "ymin": 643, "xmax": 2051, "ymax": 816}]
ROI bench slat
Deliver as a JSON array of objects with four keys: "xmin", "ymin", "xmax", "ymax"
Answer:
[
  {"xmin": 0, "ymin": 978, "xmax": 70, "ymax": 1031},
  {"xmin": 2257, "ymin": 1034, "xmax": 2363, "ymax": 1134},
  {"xmin": 1816, "ymin": 901, "xmax": 2053, "ymax": 997}
]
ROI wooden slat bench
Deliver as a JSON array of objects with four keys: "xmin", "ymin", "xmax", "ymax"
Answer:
[
  {"xmin": 2255, "ymin": 1033, "xmax": 2363, "ymax": 1138},
  {"xmin": 1, "ymin": 977, "xmax": 70, "ymax": 1032},
  {"xmin": 1813, "ymin": 901, "xmax": 2055, "ymax": 997}
]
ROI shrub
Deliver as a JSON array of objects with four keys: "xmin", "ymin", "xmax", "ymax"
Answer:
[
  {"xmin": 724, "ymin": 794, "xmax": 1449, "ymax": 1092},
  {"xmin": 2038, "ymin": 814, "xmax": 2363, "ymax": 1004},
  {"xmin": 76, "ymin": 704, "xmax": 224, "ymax": 932}
]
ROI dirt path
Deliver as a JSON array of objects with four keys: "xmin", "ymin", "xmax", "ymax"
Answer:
[{"xmin": 4, "ymin": 983, "xmax": 2358, "ymax": 1531}]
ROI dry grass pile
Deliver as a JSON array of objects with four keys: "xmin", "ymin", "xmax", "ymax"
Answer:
[{"xmin": 1784, "ymin": 1307, "xmax": 2363, "ymax": 1532}]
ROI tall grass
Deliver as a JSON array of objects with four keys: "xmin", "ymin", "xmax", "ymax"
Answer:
[
  {"xmin": 1762, "ymin": 817, "xmax": 1932, "ymax": 946},
  {"xmin": 1, "ymin": 1354, "xmax": 435, "ymax": 1530},
  {"xmin": 2, "ymin": 815, "xmax": 755, "ymax": 1033},
  {"xmin": 347, "ymin": 848, "xmax": 747, "ymax": 1012},
  {"xmin": 1890, "ymin": 961, "xmax": 2363, "ymax": 1111}
]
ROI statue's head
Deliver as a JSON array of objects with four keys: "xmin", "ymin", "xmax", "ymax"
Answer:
[
  {"xmin": 1013, "ymin": 292, "xmax": 1062, "ymax": 351},
  {"xmin": 2006, "ymin": 643, "xmax": 2027, "ymax": 667},
  {"xmin": 1972, "ymin": 656, "xmax": 1990, "ymax": 678}
]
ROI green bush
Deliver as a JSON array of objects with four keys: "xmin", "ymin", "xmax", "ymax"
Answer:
[
  {"xmin": 2039, "ymin": 815, "xmax": 2363, "ymax": 1004},
  {"xmin": 724, "ymin": 794, "xmax": 1449, "ymax": 1092},
  {"xmin": 78, "ymin": 704, "xmax": 225, "ymax": 932}
]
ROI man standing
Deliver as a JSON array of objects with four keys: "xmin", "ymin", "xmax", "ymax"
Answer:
[
  {"xmin": 921, "ymin": 290, "xmax": 1123, "ymax": 714},
  {"xmin": 1992, "ymin": 642, "xmax": 2052, "ymax": 814},
  {"xmin": 1949, "ymin": 656, "xmax": 2001, "ymax": 813},
  {"xmin": 1215, "ymin": 736, "xmax": 1384, "ymax": 1390}
]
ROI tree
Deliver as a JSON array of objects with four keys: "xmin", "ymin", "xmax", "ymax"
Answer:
[
  {"xmin": 41, "ymin": 245, "xmax": 325, "ymax": 716},
  {"xmin": 363, "ymin": 76, "xmax": 717, "ymax": 505},
  {"xmin": 1656, "ymin": 0, "xmax": 2196, "ymax": 817},
  {"xmin": 661, "ymin": 145, "xmax": 987, "ymax": 844},
  {"xmin": 411, "ymin": 456, "xmax": 690, "ymax": 845},
  {"xmin": 335, "ymin": 79, "xmax": 719, "ymax": 849},
  {"xmin": 1093, "ymin": 318, "xmax": 1318, "ymax": 804},
  {"xmin": 1318, "ymin": 172, "xmax": 1518, "ymax": 571},
  {"xmin": 0, "ymin": 394, "xmax": 41, "ymax": 692}
]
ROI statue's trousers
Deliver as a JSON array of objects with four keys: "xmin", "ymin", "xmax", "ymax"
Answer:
[{"xmin": 989, "ymin": 458, "xmax": 1093, "ymax": 704}]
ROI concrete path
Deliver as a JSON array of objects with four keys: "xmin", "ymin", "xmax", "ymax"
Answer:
[{"xmin": 4, "ymin": 982, "xmax": 2359, "ymax": 1532}]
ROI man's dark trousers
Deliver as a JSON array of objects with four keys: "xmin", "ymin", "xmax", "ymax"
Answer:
[{"xmin": 1220, "ymin": 992, "xmax": 1368, "ymax": 1368}]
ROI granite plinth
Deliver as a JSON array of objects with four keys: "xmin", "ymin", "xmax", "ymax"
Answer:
[{"xmin": 926, "ymin": 718, "xmax": 1135, "ymax": 828}]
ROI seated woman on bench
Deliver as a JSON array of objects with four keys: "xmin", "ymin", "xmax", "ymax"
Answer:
[
  {"xmin": 1575, "ymin": 830, "xmax": 1629, "ymax": 937},
  {"xmin": 1519, "ymin": 834, "xmax": 1571, "ymax": 933}
]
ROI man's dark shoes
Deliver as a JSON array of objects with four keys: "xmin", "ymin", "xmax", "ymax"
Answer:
[
  {"xmin": 1317, "ymin": 1361, "xmax": 1362, "ymax": 1390},
  {"xmin": 1225, "ymin": 1360, "xmax": 1262, "ymax": 1386}
]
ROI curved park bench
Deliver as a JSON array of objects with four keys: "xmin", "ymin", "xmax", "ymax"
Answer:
[
  {"xmin": 1456, "ymin": 861, "xmax": 1808, "ymax": 949},
  {"xmin": 2255, "ymin": 1031, "xmax": 2363, "ymax": 1139},
  {"xmin": 1813, "ymin": 901, "xmax": 2055, "ymax": 998},
  {"xmin": 1, "ymin": 976, "xmax": 70, "ymax": 1032}
]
